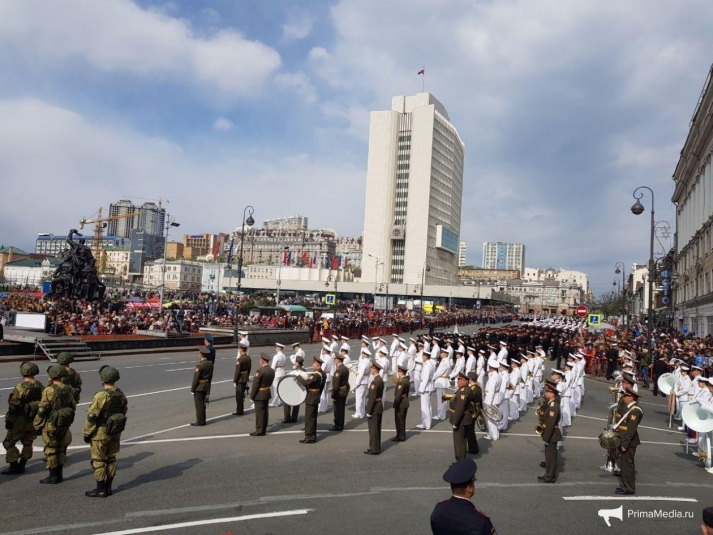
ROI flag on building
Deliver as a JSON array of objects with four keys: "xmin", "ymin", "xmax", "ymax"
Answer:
[
  {"xmin": 302, "ymin": 251, "xmax": 307, "ymax": 266},
  {"xmin": 417, "ymin": 69, "xmax": 425, "ymax": 75}
]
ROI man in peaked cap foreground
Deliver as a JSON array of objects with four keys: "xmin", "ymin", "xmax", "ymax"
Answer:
[{"xmin": 430, "ymin": 459, "xmax": 496, "ymax": 535}]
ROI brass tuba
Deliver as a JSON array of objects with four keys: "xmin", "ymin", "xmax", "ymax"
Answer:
[{"xmin": 535, "ymin": 396, "xmax": 546, "ymax": 435}]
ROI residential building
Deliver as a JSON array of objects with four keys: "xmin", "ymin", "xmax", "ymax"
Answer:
[
  {"xmin": 223, "ymin": 228, "xmax": 337, "ymax": 267},
  {"xmin": 335, "ymin": 236, "xmax": 363, "ymax": 270},
  {"xmin": 362, "ymin": 92, "xmax": 465, "ymax": 287},
  {"xmin": 458, "ymin": 241, "xmax": 467, "ymax": 267},
  {"xmin": 482, "ymin": 242, "xmax": 525, "ymax": 275},
  {"xmin": 501, "ymin": 278, "xmax": 585, "ymax": 315},
  {"xmin": 263, "ymin": 215, "xmax": 308, "ymax": 232},
  {"xmin": 672, "ymin": 65, "xmax": 713, "ymax": 334},
  {"xmin": 103, "ymin": 247, "xmax": 131, "ymax": 281},
  {"xmin": 4, "ymin": 257, "xmax": 62, "ymax": 286},
  {"xmin": 107, "ymin": 200, "xmax": 166, "ymax": 238},
  {"xmin": 0, "ymin": 246, "xmax": 36, "ymax": 273},
  {"xmin": 166, "ymin": 242, "xmax": 184, "ymax": 260},
  {"xmin": 522, "ymin": 267, "xmax": 589, "ymax": 293},
  {"xmin": 201, "ymin": 263, "xmax": 242, "ymax": 294},
  {"xmin": 458, "ymin": 268, "xmax": 520, "ymax": 281},
  {"xmin": 182, "ymin": 234, "xmax": 220, "ymax": 259},
  {"xmin": 142, "ymin": 259, "xmax": 203, "ymax": 292}
]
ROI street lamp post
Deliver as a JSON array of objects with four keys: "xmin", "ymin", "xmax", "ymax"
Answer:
[
  {"xmin": 276, "ymin": 246, "xmax": 289, "ymax": 305},
  {"xmin": 368, "ymin": 254, "xmax": 382, "ymax": 307},
  {"xmin": 615, "ymin": 261, "xmax": 626, "ymax": 326},
  {"xmin": 326, "ymin": 275, "xmax": 337, "ymax": 311},
  {"xmin": 631, "ymin": 186, "xmax": 655, "ymax": 356},
  {"xmin": 421, "ymin": 261, "xmax": 431, "ymax": 310},
  {"xmin": 159, "ymin": 216, "xmax": 180, "ymax": 311},
  {"xmin": 233, "ymin": 206, "xmax": 255, "ymax": 343}
]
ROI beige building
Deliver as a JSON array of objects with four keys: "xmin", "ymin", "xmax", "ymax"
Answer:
[
  {"xmin": 502, "ymin": 279, "xmax": 585, "ymax": 315},
  {"xmin": 458, "ymin": 268, "xmax": 520, "ymax": 280},
  {"xmin": 166, "ymin": 242, "xmax": 184, "ymax": 260},
  {"xmin": 103, "ymin": 247, "xmax": 131, "ymax": 281},
  {"xmin": 143, "ymin": 259, "xmax": 204, "ymax": 291},
  {"xmin": 182, "ymin": 234, "xmax": 220, "ymax": 259}
]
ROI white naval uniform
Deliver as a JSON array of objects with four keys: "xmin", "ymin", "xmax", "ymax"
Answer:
[
  {"xmin": 390, "ymin": 339, "xmax": 400, "ymax": 374},
  {"xmin": 497, "ymin": 347, "xmax": 509, "ymax": 363},
  {"xmin": 449, "ymin": 356, "xmax": 465, "ymax": 382},
  {"xmin": 484, "ymin": 371, "xmax": 502, "ymax": 440},
  {"xmin": 431, "ymin": 343, "xmax": 441, "ymax": 361},
  {"xmin": 564, "ymin": 369, "xmax": 576, "ymax": 417},
  {"xmin": 674, "ymin": 375, "xmax": 692, "ymax": 419},
  {"xmin": 446, "ymin": 345, "xmax": 455, "ymax": 362},
  {"xmin": 519, "ymin": 359, "xmax": 531, "ymax": 411},
  {"xmin": 408, "ymin": 343, "xmax": 417, "ymax": 356},
  {"xmin": 476, "ymin": 355, "xmax": 486, "ymax": 390},
  {"xmin": 270, "ymin": 350, "xmax": 287, "ymax": 406},
  {"xmin": 508, "ymin": 367, "xmax": 521, "ymax": 421},
  {"xmin": 239, "ymin": 336, "xmax": 250, "ymax": 352},
  {"xmin": 497, "ymin": 370, "xmax": 510, "ymax": 431},
  {"xmin": 419, "ymin": 358, "xmax": 435, "ymax": 428},
  {"xmin": 290, "ymin": 348, "xmax": 305, "ymax": 365},
  {"xmin": 319, "ymin": 352, "xmax": 335, "ymax": 413},
  {"xmin": 376, "ymin": 351, "xmax": 390, "ymax": 382},
  {"xmin": 354, "ymin": 357, "xmax": 370, "ymax": 418},
  {"xmin": 697, "ymin": 390, "xmax": 713, "ymax": 470},
  {"xmin": 576, "ymin": 357, "xmax": 586, "ymax": 399},
  {"xmin": 534, "ymin": 354, "xmax": 545, "ymax": 398},
  {"xmin": 559, "ymin": 379, "xmax": 572, "ymax": 427},
  {"xmin": 413, "ymin": 351, "xmax": 424, "ymax": 394},
  {"xmin": 423, "ymin": 341, "xmax": 431, "ymax": 354},
  {"xmin": 340, "ymin": 342, "xmax": 352, "ymax": 365},
  {"xmin": 465, "ymin": 354, "xmax": 476, "ymax": 376},
  {"xmin": 434, "ymin": 357, "xmax": 452, "ymax": 420},
  {"xmin": 330, "ymin": 341, "xmax": 339, "ymax": 355},
  {"xmin": 396, "ymin": 350, "xmax": 410, "ymax": 371}
]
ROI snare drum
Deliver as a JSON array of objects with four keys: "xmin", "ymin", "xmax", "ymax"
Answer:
[{"xmin": 277, "ymin": 376, "xmax": 307, "ymax": 406}]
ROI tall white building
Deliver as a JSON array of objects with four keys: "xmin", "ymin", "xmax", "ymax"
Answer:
[
  {"xmin": 522, "ymin": 267, "xmax": 589, "ymax": 293},
  {"xmin": 482, "ymin": 242, "xmax": 525, "ymax": 275},
  {"xmin": 107, "ymin": 200, "xmax": 166, "ymax": 238},
  {"xmin": 263, "ymin": 215, "xmax": 308, "ymax": 232},
  {"xmin": 361, "ymin": 93, "xmax": 465, "ymax": 286},
  {"xmin": 458, "ymin": 241, "xmax": 467, "ymax": 267}
]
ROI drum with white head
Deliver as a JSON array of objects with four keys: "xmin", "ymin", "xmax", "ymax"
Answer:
[{"xmin": 277, "ymin": 376, "xmax": 307, "ymax": 406}]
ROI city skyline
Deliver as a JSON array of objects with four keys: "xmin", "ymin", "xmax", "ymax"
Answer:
[{"xmin": 0, "ymin": 0, "xmax": 702, "ymax": 294}]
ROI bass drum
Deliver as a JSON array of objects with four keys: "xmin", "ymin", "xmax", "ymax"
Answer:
[{"xmin": 277, "ymin": 376, "xmax": 307, "ymax": 406}]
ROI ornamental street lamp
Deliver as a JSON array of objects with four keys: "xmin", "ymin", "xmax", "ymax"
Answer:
[
  {"xmin": 631, "ymin": 186, "xmax": 655, "ymax": 356},
  {"xmin": 276, "ymin": 245, "xmax": 289, "ymax": 305},
  {"xmin": 615, "ymin": 261, "xmax": 626, "ymax": 326},
  {"xmin": 326, "ymin": 274, "xmax": 337, "ymax": 310},
  {"xmin": 233, "ymin": 206, "xmax": 255, "ymax": 343},
  {"xmin": 159, "ymin": 216, "xmax": 180, "ymax": 311}
]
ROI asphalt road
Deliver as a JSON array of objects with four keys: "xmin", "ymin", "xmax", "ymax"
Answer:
[{"xmin": 0, "ymin": 327, "xmax": 710, "ymax": 535}]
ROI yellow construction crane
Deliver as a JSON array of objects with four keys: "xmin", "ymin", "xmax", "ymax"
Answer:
[{"xmin": 79, "ymin": 208, "xmax": 140, "ymax": 272}]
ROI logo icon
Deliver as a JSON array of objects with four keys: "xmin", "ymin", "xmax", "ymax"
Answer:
[{"xmin": 598, "ymin": 505, "xmax": 623, "ymax": 527}]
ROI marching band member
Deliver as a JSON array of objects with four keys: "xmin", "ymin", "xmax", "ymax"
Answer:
[
  {"xmin": 435, "ymin": 350, "xmax": 453, "ymax": 421},
  {"xmin": 497, "ymin": 340, "xmax": 508, "ymax": 363},
  {"xmin": 575, "ymin": 352, "xmax": 586, "ymax": 406},
  {"xmin": 330, "ymin": 335, "xmax": 339, "ymax": 356},
  {"xmin": 519, "ymin": 353, "xmax": 531, "ymax": 412},
  {"xmin": 551, "ymin": 369, "xmax": 569, "ymax": 446},
  {"xmin": 376, "ymin": 346, "xmax": 390, "ymax": 383},
  {"xmin": 390, "ymin": 334, "xmax": 401, "ymax": 375},
  {"xmin": 445, "ymin": 339, "xmax": 455, "ymax": 362},
  {"xmin": 565, "ymin": 357, "xmax": 578, "ymax": 417},
  {"xmin": 318, "ymin": 345, "xmax": 334, "ymax": 414},
  {"xmin": 423, "ymin": 335, "xmax": 431, "ymax": 355},
  {"xmin": 509, "ymin": 358, "xmax": 522, "ymax": 422},
  {"xmin": 465, "ymin": 347, "xmax": 477, "ymax": 376},
  {"xmin": 466, "ymin": 371, "xmax": 482, "ymax": 455},
  {"xmin": 281, "ymin": 356, "xmax": 305, "ymax": 424},
  {"xmin": 497, "ymin": 360, "xmax": 510, "ymax": 431},
  {"xmin": 413, "ymin": 341, "xmax": 425, "ymax": 395},
  {"xmin": 417, "ymin": 350, "xmax": 435, "ymax": 430},
  {"xmin": 483, "ymin": 357, "xmax": 502, "ymax": 440},
  {"xmin": 534, "ymin": 347, "xmax": 546, "ymax": 399},
  {"xmin": 364, "ymin": 361, "xmax": 385, "ymax": 455},
  {"xmin": 538, "ymin": 379, "xmax": 562, "ymax": 484},
  {"xmin": 408, "ymin": 338, "xmax": 418, "ymax": 356},
  {"xmin": 238, "ymin": 331, "xmax": 250, "ymax": 352},
  {"xmin": 339, "ymin": 335, "xmax": 350, "ymax": 355},
  {"xmin": 674, "ymin": 365, "xmax": 691, "ymax": 424},
  {"xmin": 686, "ymin": 366, "xmax": 705, "ymax": 443},
  {"xmin": 397, "ymin": 342, "xmax": 410, "ymax": 370},
  {"xmin": 291, "ymin": 342, "xmax": 305, "ymax": 363},
  {"xmin": 392, "ymin": 365, "xmax": 410, "ymax": 442},
  {"xmin": 431, "ymin": 337, "xmax": 441, "ymax": 361},
  {"xmin": 476, "ymin": 349, "xmax": 486, "ymax": 391},
  {"xmin": 449, "ymin": 349, "xmax": 465, "ymax": 383},
  {"xmin": 697, "ymin": 378, "xmax": 713, "ymax": 474},
  {"xmin": 353, "ymin": 348, "xmax": 371, "ymax": 419},
  {"xmin": 269, "ymin": 343, "xmax": 286, "ymax": 407}
]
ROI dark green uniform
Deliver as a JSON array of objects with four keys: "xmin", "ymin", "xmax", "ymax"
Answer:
[
  {"xmin": 366, "ymin": 375, "xmax": 384, "ymax": 454},
  {"xmin": 298, "ymin": 370, "xmax": 326, "ymax": 443},
  {"xmin": 233, "ymin": 352, "xmax": 251, "ymax": 415},
  {"xmin": 191, "ymin": 360, "xmax": 213, "ymax": 426},
  {"xmin": 250, "ymin": 364, "xmax": 275, "ymax": 435},
  {"xmin": 467, "ymin": 383, "xmax": 483, "ymax": 454},
  {"xmin": 618, "ymin": 402, "xmax": 643, "ymax": 494},
  {"xmin": 3, "ymin": 380, "xmax": 43, "ymax": 466},
  {"xmin": 49, "ymin": 367, "xmax": 82, "ymax": 403},
  {"xmin": 393, "ymin": 376, "xmax": 410, "ymax": 441},
  {"xmin": 84, "ymin": 387, "xmax": 128, "ymax": 484},
  {"xmin": 33, "ymin": 383, "xmax": 76, "ymax": 474},
  {"xmin": 541, "ymin": 398, "xmax": 562, "ymax": 482},
  {"xmin": 450, "ymin": 385, "xmax": 475, "ymax": 461},
  {"xmin": 331, "ymin": 363, "xmax": 350, "ymax": 431}
]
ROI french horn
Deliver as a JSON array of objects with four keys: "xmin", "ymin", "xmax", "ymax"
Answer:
[{"xmin": 483, "ymin": 403, "xmax": 503, "ymax": 423}]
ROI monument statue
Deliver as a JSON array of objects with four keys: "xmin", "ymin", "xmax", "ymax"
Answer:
[{"xmin": 49, "ymin": 229, "xmax": 106, "ymax": 300}]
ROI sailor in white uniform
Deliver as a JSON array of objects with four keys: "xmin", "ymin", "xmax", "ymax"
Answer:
[
  {"xmin": 270, "ymin": 343, "xmax": 287, "ymax": 407},
  {"xmin": 353, "ymin": 348, "xmax": 371, "ymax": 418},
  {"xmin": 483, "ymin": 357, "xmax": 502, "ymax": 440},
  {"xmin": 413, "ymin": 341, "xmax": 425, "ymax": 395},
  {"xmin": 497, "ymin": 340, "xmax": 509, "ymax": 364},
  {"xmin": 416, "ymin": 351, "xmax": 435, "ymax": 429},
  {"xmin": 476, "ymin": 349, "xmax": 486, "ymax": 391},
  {"xmin": 464, "ymin": 347, "xmax": 477, "ymax": 376},
  {"xmin": 497, "ymin": 360, "xmax": 511, "ymax": 431},
  {"xmin": 318, "ymin": 345, "xmax": 335, "ymax": 413},
  {"xmin": 434, "ymin": 350, "xmax": 453, "ymax": 420}
]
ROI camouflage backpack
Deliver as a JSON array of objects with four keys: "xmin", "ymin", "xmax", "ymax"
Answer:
[{"xmin": 103, "ymin": 389, "xmax": 127, "ymax": 435}]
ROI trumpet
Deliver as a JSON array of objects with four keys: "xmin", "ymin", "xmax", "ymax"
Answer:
[
  {"xmin": 608, "ymin": 385, "xmax": 620, "ymax": 394},
  {"xmin": 535, "ymin": 425, "xmax": 543, "ymax": 435}
]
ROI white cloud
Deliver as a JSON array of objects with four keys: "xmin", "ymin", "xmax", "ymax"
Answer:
[
  {"xmin": 213, "ymin": 117, "xmax": 233, "ymax": 131},
  {"xmin": 0, "ymin": 98, "xmax": 366, "ymax": 248},
  {"xmin": 274, "ymin": 72, "xmax": 317, "ymax": 104},
  {"xmin": 0, "ymin": 0, "xmax": 281, "ymax": 97},
  {"xmin": 309, "ymin": 47, "xmax": 330, "ymax": 61},
  {"xmin": 282, "ymin": 11, "xmax": 314, "ymax": 42}
]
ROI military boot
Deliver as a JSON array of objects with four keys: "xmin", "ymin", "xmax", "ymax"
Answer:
[
  {"xmin": 56, "ymin": 465, "xmax": 64, "ymax": 483},
  {"xmin": 85, "ymin": 480, "xmax": 108, "ymax": 498},
  {"xmin": 39, "ymin": 469, "xmax": 60, "ymax": 484},
  {"xmin": 106, "ymin": 477, "xmax": 114, "ymax": 496},
  {"xmin": 18, "ymin": 459, "xmax": 27, "ymax": 473},
  {"xmin": 0, "ymin": 461, "xmax": 21, "ymax": 475}
]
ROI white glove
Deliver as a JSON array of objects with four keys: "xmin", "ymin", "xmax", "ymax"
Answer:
[{"xmin": 367, "ymin": 414, "xmax": 372, "ymax": 419}]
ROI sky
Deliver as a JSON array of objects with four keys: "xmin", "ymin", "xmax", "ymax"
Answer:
[{"xmin": 0, "ymin": 0, "xmax": 710, "ymax": 295}]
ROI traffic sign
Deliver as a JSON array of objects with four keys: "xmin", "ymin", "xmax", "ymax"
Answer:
[
  {"xmin": 576, "ymin": 305, "xmax": 588, "ymax": 318},
  {"xmin": 325, "ymin": 293, "xmax": 336, "ymax": 306},
  {"xmin": 587, "ymin": 313, "xmax": 602, "ymax": 327}
]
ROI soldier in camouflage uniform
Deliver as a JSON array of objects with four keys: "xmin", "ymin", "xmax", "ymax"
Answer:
[
  {"xmin": 49, "ymin": 352, "xmax": 82, "ymax": 402},
  {"xmin": 33, "ymin": 365, "xmax": 77, "ymax": 484},
  {"xmin": 1, "ymin": 363, "xmax": 43, "ymax": 475},
  {"xmin": 84, "ymin": 366, "xmax": 128, "ymax": 498}
]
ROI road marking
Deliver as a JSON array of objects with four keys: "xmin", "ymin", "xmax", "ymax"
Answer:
[
  {"xmin": 575, "ymin": 414, "xmax": 677, "ymax": 434},
  {"xmin": 122, "ymin": 410, "xmax": 250, "ymax": 443},
  {"xmin": 563, "ymin": 496, "xmax": 698, "ymax": 502},
  {"xmin": 164, "ymin": 367, "xmax": 195, "ymax": 372},
  {"xmin": 90, "ymin": 509, "xmax": 312, "ymax": 535}
]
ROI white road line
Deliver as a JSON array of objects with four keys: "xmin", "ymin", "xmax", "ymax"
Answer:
[
  {"xmin": 164, "ymin": 367, "xmax": 195, "ymax": 372},
  {"xmin": 122, "ymin": 409, "xmax": 251, "ymax": 443},
  {"xmin": 90, "ymin": 509, "xmax": 312, "ymax": 535},
  {"xmin": 563, "ymin": 496, "xmax": 698, "ymax": 502},
  {"xmin": 575, "ymin": 414, "xmax": 677, "ymax": 434}
]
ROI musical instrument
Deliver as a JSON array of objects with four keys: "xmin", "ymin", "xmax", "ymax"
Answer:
[
  {"xmin": 657, "ymin": 373, "xmax": 677, "ymax": 396},
  {"xmin": 535, "ymin": 425, "xmax": 543, "ymax": 435},
  {"xmin": 475, "ymin": 413, "xmax": 487, "ymax": 432},
  {"xmin": 483, "ymin": 403, "xmax": 503, "ymax": 423},
  {"xmin": 535, "ymin": 396, "xmax": 546, "ymax": 435},
  {"xmin": 277, "ymin": 376, "xmax": 307, "ymax": 406},
  {"xmin": 598, "ymin": 429, "xmax": 622, "ymax": 450},
  {"xmin": 441, "ymin": 388, "xmax": 457, "ymax": 402},
  {"xmin": 682, "ymin": 402, "xmax": 713, "ymax": 433}
]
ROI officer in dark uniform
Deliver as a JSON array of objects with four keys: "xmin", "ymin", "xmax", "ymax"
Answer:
[
  {"xmin": 297, "ymin": 357, "xmax": 326, "ymax": 443},
  {"xmin": 391, "ymin": 365, "xmax": 410, "ymax": 442},
  {"xmin": 450, "ymin": 371, "xmax": 475, "ymax": 461},
  {"xmin": 191, "ymin": 347, "xmax": 213, "ymax": 426},
  {"xmin": 233, "ymin": 340, "xmax": 251, "ymax": 416},
  {"xmin": 430, "ymin": 458, "xmax": 496, "ymax": 535},
  {"xmin": 652, "ymin": 354, "xmax": 669, "ymax": 397},
  {"xmin": 538, "ymin": 379, "xmax": 562, "ymax": 483},
  {"xmin": 330, "ymin": 353, "xmax": 350, "ymax": 431},
  {"xmin": 203, "ymin": 334, "xmax": 216, "ymax": 363},
  {"xmin": 51, "ymin": 352, "xmax": 82, "ymax": 402},
  {"xmin": 250, "ymin": 353, "xmax": 275, "ymax": 436},
  {"xmin": 365, "ymin": 361, "xmax": 384, "ymax": 455},
  {"xmin": 605, "ymin": 342, "xmax": 619, "ymax": 380},
  {"xmin": 282, "ymin": 356, "xmax": 305, "ymax": 424},
  {"xmin": 466, "ymin": 371, "xmax": 482, "ymax": 455},
  {"xmin": 616, "ymin": 387, "xmax": 643, "ymax": 495}
]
